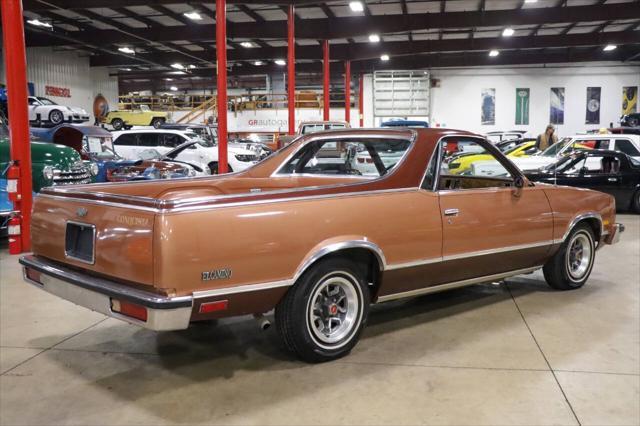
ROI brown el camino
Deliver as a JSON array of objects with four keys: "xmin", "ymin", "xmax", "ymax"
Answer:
[{"xmin": 20, "ymin": 128, "xmax": 624, "ymax": 362}]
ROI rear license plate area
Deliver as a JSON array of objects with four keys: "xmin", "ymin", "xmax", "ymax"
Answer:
[{"xmin": 65, "ymin": 222, "xmax": 96, "ymax": 264}]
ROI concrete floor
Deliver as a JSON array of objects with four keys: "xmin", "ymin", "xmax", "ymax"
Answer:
[{"xmin": 0, "ymin": 215, "xmax": 638, "ymax": 426}]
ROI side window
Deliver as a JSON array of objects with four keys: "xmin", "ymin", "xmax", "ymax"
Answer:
[
  {"xmin": 113, "ymin": 133, "xmax": 137, "ymax": 146},
  {"xmin": 615, "ymin": 139, "xmax": 640, "ymax": 156},
  {"xmin": 27, "ymin": 98, "xmax": 38, "ymax": 105},
  {"xmin": 138, "ymin": 133, "xmax": 159, "ymax": 147},
  {"xmin": 421, "ymin": 145, "xmax": 439, "ymax": 190},
  {"xmin": 162, "ymin": 134, "xmax": 182, "ymax": 148},
  {"xmin": 439, "ymin": 138, "xmax": 513, "ymax": 190}
]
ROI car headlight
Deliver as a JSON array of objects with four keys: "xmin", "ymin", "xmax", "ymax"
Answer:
[
  {"xmin": 42, "ymin": 166, "xmax": 54, "ymax": 181},
  {"xmin": 235, "ymin": 154, "xmax": 257, "ymax": 162},
  {"xmin": 89, "ymin": 162, "xmax": 99, "ymax": 176}
]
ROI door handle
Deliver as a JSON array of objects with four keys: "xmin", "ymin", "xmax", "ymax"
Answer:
[
  {"xmin": 444, "ymin": 208, "xmax": 459, "ymax": 217},
  {"xmin": 607, "ymin": 178, "xmax": 618, "ymax": 182}
]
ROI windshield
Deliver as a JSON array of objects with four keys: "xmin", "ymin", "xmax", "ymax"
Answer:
[
  {"xmin": 540, "ymin": 138, "xmax": 572, "ymax": 157},
  {"xmin": 183, "ymin": 131, "xmax": 212, "ymax": 147},
  {"xmin": 184, "ymin": 127, "xmax": 214, "ymax": 145},
  {"xmin": 84, "ymin": 136, "xmax": 118, "ymax": 160},
  {"xmin": 37, "ymin": 97, "xmax": 57, "ymax": 106},
  {"xmin": 138, "ymin": 149, "xmax": 162, "ymax": 160},
  {"xmin": 277, "ymin": 137, "xmax": 412, "ymax": 177}
]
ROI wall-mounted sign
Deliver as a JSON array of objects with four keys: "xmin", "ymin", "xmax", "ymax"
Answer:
[
  {"xmin": 550, "ymin": 87, "xmax": 565, "ymax": 125},
  {"xmin": 515, "ymin": 88, "xmax": 530, "ymax": 125},
  {"xmin": 481, "ymin": 88, "xmax": 495, "ymax": 125},
  {"xmin": 585, "ymin": 87, "xmax": 601, "ymax": 125},
  {"xmin": 622, "ymin": 86, "xmax": 638, "ymax": 115},
  {"xmin": 45, "ymin": 85, "xmax": 71, "ymax": 98}
]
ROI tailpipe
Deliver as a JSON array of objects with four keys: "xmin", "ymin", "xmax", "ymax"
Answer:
[{"xmin": 254, "ymin": 314, "xmax": 271, "ymax": 331}]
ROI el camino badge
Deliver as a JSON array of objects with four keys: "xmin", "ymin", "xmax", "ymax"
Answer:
[{"xmin": 202, "ymin": 268, "xmax": 233, "ymax": 281}]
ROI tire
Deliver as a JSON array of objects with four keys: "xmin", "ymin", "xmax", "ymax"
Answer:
[
  {"xmin": 632, "ymin": 190, "xmax": 640, "ymax": 213},
  {"xmin": 543, "ymin": 224, "xmax": 596, "ymax": 290},
  {"xmin": 151, "ymin": 117, "xmax": 165, "ymax": 128},
  {"xmin": 49, "ymin": 109, "xmax": 64, "ymax": 125},
  {"xmin": 111, "ymin": 118, "xmax": 124, "ymax": 130},
  {"xmin": 275, "ymin": 257, "xmax": 370, "ymax": 363}
]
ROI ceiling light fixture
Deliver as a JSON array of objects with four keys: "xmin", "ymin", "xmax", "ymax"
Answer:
[
  {"xmin": 169, "ymin": 71, "xmax": 186, "ymax": 75},
  {"xmin": 165, "ymin": 78, "xmax": 174, "ymax": 81},
  {"xmin": 253, "ymin": 61, "xmax": 264, "ymax": 66},
  {"xmin": 380, "ymin": 54, "xmax": 390, "ymax": 61},
  {"xmin": 120, "ymin": 68, "xmax": 132, "ymax": 72},
  {"xmin": 171, "ymin": 63, "xmax": 185, "ymax": 70},
  {"xmin": 118, "ymin": 46, "xmax": 135, "ymax": 54},
  {"xmin": 183, "ymin": 11, "xmax": 202, "ymax": 21},
  {"xmin": 27, "ymin": 19, "xmax": 52, "ymax": 28},
  {"xmin": 349, "ymin": 1, "xmax": 364, "ymax": 12},
  {"xmin": 170, "ymin": 86, "xmax": 178, "ymax": 91},
  {"xmin": 188, "ymin": 64, "xmax": 196, "ymax": 69},
  {"xmin": 524, "ymin": 0, "xmax": 538, "ymax": 3},
  {"xmin": 489, "ymin": 50, "xmax": 500, "ymax": 57},
  {"xmin": 368, "ymin": 34, "xmax": 380, "ymax": 43},
  {"xmin": 502, "ymin": 28, "xmax": 514, "ymax": 37},
  {"xmin": 240, "ymin": 41, "xmax": 253, "ymax": 48},
  {"xmin": 274, "ymin": 59, "xmax": 286, "ymax": 66},
  {"xmin": 603, "ymin": 44, "xmax": 617, "ymax": 51}
]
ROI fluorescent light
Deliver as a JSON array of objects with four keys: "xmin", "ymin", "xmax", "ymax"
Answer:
[
  {"xmin": 120, "ymin": 68, "xmax": 132, "ymax": 72},
  {"xmin": 524, "ymin": 0, "xmax": 537, "ymax": 3},
  {"xmin": 349, "ymin": 1, "xmax": 364, "ymax": 12},
  {"xmin": 118, "ymin": 46, "xmax": 135, "ymax": 54},
  {"xmin": 489, "ymin": 50, "xmax": 500, "ymax": 57},
  {"xmin": 183, "ymin": 11, "xmax": 202, "ymax": 21},
  {"xmin": 274, "ymin": 59, "xmax": 286, "ymax": 66},
  {"xmin": 27, "ymin": 19, "xmax": 52, "ymax": 28},
  {"xmin": 170, "ymin": 86, "xmax": 178, "ymax": 91},
  {"xmin": 253, "ymin": 61, "xmax": 264, "ymax": 66},
  {"xmin": 368, "ymin": 34, "xmax": 380, "ymax": 43},
  {"xmin": 171, "ymin": 63, "xmax": 184, "ymax": 70},
  {"xmin": 502, "ymin": 28, "xmax": 514, "ymax": 37},
  {"xmin": 380, "ymin": 54, "xmax": 390, "ymax": 61},
  {"xmin": 164, "ymin": 78, "xmax": 174, "ymax": 81},
  {"xmin": 240, "ymin": 41, "xmax": 253, "ymax": 48},
  {"xmin": 169, "ymin": 71, "xmax": 186, "ymax": 75},
  {"xmin": 188, "ymin": 64, "xmax": 196, "ymax": 69},
  {"xmin": 603, "ymin": 44, "xmax": 617, "ymax": 51}
]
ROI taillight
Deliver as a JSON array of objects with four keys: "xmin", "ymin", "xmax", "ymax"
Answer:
[
  {"xmin": 199, "ymin": 300, "xmax": 228, "ymax": 314},
  {"xmin": 25, "ymin": 267, "xmax": 42, "ymax": 285},
  {"xmin": 357, "ymin": 158, "xmax": 364, "ymax": 163},
  {"xmin": 111, "ymin": 299, "xmax": 148, "ymax": 322}
]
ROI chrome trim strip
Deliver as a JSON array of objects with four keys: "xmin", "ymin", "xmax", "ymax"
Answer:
[
  {"xmin": 386, "ymin": 256, "xmax": 442, "ymax": 271},
  {"xmin": 294, "ymin": 240, "xmax": 387, "ymax": 282},
  {"xmin": 376, "ymin": 265, "xmax": 543, "ymax": 303},
  {"xmin": 192, "ymin": 279, "xmax": 294, "ymax": 298},
  {"xmin": 38, "ymin": 193, "xmax": 159, "ymax": 213}
]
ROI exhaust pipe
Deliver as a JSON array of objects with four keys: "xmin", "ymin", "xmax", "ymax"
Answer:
[{"xmin": 254, "ymin": 314, "xmax": 271, "ymax": 331}]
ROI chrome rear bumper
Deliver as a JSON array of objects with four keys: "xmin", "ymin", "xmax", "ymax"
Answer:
[{"xmin": 19, "ymin": 255, "xmax": 193, "ymax": 331}]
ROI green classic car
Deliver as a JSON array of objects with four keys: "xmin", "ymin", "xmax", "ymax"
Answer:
[{"xmin": 0, "ymin": 133, "xmax": 94, "ymax": 193}]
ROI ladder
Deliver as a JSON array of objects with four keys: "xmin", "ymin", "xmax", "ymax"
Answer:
[{"xmin": 177, "ymin": 97, "xmax": 217, "ymax": 124}]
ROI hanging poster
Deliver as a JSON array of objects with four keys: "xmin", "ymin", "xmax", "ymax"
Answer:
[
  {"xmin": 586, "ymin": 87, "xmax": 601, "ymax": 124},
  {"xmin": 550, "ymin": 87, "xmax": 565, "ymax": 125},
  {"xmin": 515, "ymin": 88, "xmax": 529, "ymax": 125},
  {"xmin": 622, "ymin": 86, "xmax": 638, "ymax": 115},
  {"xmin": 481, "ymin": 88, "xmax": 495, "ymax": 125}
]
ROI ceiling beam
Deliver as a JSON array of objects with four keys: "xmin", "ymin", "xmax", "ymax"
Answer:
[{"xmin": 23, "ymin": 3, "xmax": 639, "ymax": 47}]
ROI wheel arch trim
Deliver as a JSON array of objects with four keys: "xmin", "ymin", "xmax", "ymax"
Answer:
[{"xmin": 561, "ymin": 212, "xmax": 603, "ymax": 242}]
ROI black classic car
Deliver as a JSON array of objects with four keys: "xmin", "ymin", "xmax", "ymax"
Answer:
[{"xmin": 526, "ymin": 149, "xmax": 640, "ymax": 212}]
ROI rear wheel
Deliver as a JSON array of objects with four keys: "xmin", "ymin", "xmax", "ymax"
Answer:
[
  {"xmin": 275, "ymin": 258, "xmax": 369, "ymax": 363},
  {"xmin": 151, "ymin": 117, "xmax": 165, "ymax": 128},
  {"xmin": 111, "ymin": 118, "xmax": 124, "ymax": 130},
  {"xmin": 632, "ymin": 190, "xmax": 640, "ymax": 213},
  {"xmin": 543, "ymin": 224, "xmax": 596, "ymax": 290},
  {"xmin": 49, "ymin": 109, "xmax": 64, "ymax": 125}
]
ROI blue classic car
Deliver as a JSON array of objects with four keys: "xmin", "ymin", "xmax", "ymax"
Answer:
[{"xmin": 30, "ymin": 124, "xmax": 196, "ymax": 182}]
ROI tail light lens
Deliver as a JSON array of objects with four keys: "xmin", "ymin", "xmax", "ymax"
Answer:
[{"xmin": 111, "ymin": 299, "xmax": 148, "ymax": 322}]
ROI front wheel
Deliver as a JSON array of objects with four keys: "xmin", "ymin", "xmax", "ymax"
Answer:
[
  {"xmin": 275, "ymin": 258, "xmax": 369, "ymax": 363},
  {"xmin": 111, "ymin": 118, "xmax": 124, "ymax": 130},
  {"xmin": 49, "ymin": 109, "xmax": 64, "ymax": 125},
  {"xmin": 543, "ymin": 225, "xmax": 596, "ymax": 290}
]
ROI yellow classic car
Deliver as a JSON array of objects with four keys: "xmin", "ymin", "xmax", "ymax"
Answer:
[
  {"xmin": 103, "ymin": 105, "xmax": 168, "ymax": 130},
  {"xmin": 448, "ymin": 141, "xmax": 538, "ymax": 175}
]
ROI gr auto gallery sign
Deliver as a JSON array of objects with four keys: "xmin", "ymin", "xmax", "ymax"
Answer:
[{"xmin": 45, "ymin": 85, "xmax": 71, "ymax": 98}]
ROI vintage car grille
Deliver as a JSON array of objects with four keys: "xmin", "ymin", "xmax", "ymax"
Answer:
[{"xmin": 53, "ymin": 165, "xmax": 92, "ymax": 186}]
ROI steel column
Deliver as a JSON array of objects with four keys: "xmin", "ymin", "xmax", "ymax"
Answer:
[
  {"xmin": 358, "ymin": 74, "xmax": 364, "ymax": 128},
  {"xmin": 322, "ymin": 40, "xmax": 330, "ymax": 120},
  {"xmin": 215, "ymin": 0, "xmax": 228, "ymax": 174},
  {"xmin": 1, "ymin": 0, "xmax": 33, "ymax": 252},
  {"xmin": 287, "ymin": 5, "xmax": 296, "ymax": 135},
  {"xmin": 344, "ymin": 61, "xmax": 351, "ymax": 124}
]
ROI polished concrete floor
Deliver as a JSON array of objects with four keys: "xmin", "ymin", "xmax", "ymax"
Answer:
[{"xmin": 0, "ymin": 215, "xmax": 638, "ymax": 425}]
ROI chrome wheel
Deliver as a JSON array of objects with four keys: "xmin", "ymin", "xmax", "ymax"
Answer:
[
  {"xmin": 307, "ymin": 273, "xmax": 361, "ymax": 348},
  {"xmin": 566, "ymin": 232, "xmax": 593, "ymax": 281},
  {"xmin": 50, "ymin": 110, "xmax": 63, "ymax": 124}
]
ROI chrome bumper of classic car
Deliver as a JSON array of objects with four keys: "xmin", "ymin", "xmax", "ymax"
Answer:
[
  {"xmin": 19, "ymin": 255, "xmax": 193, "ymax": 331},
  {"xmin": 604, "ymin": 223, "xmax": 624, "ymax": 245}
]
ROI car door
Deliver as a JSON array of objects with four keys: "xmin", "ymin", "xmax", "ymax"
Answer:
[
  {"xmin": 436, "ymin": 136, "xmax": 554, "ymax": 283},
  {"xmin": 138, "ymin": 133, "xmax": 165, "ymax": 156},
  {"xmin": 579, "ymin": 153, "xmax": 627, "ymax": 207}
]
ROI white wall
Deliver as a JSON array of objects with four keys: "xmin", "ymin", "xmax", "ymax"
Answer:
[
  {"xmin": 428, "ymin": 63, "xmax": 640, "ymax": 137},
  {"xmin": 1, "ymin": 47, "xmax": 119, "ymax": 122}
]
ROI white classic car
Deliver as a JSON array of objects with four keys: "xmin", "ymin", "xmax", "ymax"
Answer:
[
  {"xmin": 472, "ymin": 134, "xmax": 640, "ymax": 176},
  {"xmin": 28, "ymin": 96, "xmax": 90, "ymax": 126}
]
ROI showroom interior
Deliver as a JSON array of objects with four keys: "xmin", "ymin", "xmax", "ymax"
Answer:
[{"xmin": 0, "ymin": 0, "xmax": 639, "ymax": 425}]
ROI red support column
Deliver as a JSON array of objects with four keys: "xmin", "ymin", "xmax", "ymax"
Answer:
[
  {"xmin": 358, "ymin": 74, "xmax": 364, "ymax": 128},
  {"xmin": 344, "ymin": 60, "xmax": 351, "ymax": 124},
  {"xmin": 322, "ymin": 40, "xmax": 330, "ymax": 121},
  {"xmin": 216, "ymin": 0, "xmax": 228, "ymax": 174},
  {"xmin": 1, "ymin": 0, "xmax": 33, "ymax": 252},
  {"xmin": 287, "ymin": 5, "xmax": 296, "ymax": 135}
]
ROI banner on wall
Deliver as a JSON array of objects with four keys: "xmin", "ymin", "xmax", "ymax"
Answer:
[
  {"xmin": 481, "ymin": 88, "xmax": 495, "ymax": 125},
  {"xmin": 622, "ymin": 86, "xmax": 638, "ymax": 115},
  {"xmin": 586, "ymin": 87, "xmax": 601, "ymax": 124},
  {"xmin": 550, "ymin": 87, "xmax": 565, "ymax": 125},
  {"xmin": 515, "ymin": 88, "xmax": 529, "ymax": 125}
]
